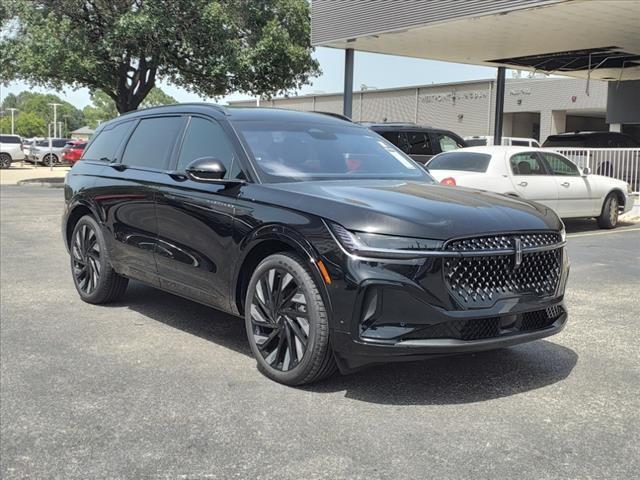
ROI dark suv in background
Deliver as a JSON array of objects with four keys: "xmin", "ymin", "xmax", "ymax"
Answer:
[
  {"xmin": 362, "ymin": 122, "xmax": 467, "ymax": 164},
  {"xmin": 63, "ymin": 105, "xmax": 568, "ymax": 385}
]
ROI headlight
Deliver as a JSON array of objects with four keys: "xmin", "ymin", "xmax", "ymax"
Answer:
[{"xmin": 329, "ymin": 222, "xmax": 443, "ymax": 259}]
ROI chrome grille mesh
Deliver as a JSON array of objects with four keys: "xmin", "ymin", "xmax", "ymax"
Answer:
[{"xmin": 444, "ymin": 233, "xmax": 562, "ymax": 307}]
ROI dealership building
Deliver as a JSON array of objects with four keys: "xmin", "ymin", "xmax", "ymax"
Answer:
[
  {"xmin": 235, "ymin": 0, "xmax": 639, "ymax": 145},
  {"xmin": 229, "ymin": 76, "xmax": 631, "ymax": 144}
]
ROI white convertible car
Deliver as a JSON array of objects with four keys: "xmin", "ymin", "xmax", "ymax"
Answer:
[{"xmin": 427, "ymin": 146, "xmax": 634, "ymax": 229}]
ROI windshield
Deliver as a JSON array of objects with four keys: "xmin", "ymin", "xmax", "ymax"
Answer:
[
  {"xmin": 428, "ymin": 152, "xmax": 492, "ymax": 172},
  {"xmin": 234, "ymin": 121, "xmax": 434, "ymax": 183}
]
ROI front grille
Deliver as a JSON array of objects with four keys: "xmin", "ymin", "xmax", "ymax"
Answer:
[
  {"xmin": 403, "ymin": 306, "xmax": 565, "ymax": 342},
  {"xmin": 444, "ymin": 233, "xmax": 562, "ymax": 307}
]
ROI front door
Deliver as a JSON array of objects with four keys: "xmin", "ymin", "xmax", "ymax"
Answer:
[
  {"xmin": 508, "ymin": 151, "xmax": 559, "ymax": 212},
  {"xmin": 154, "ymin": 115, "xmax": 245, "ymax": 310},
  {"xmin": 539, "ymin": 152, "xmax": 596, "ymax": 217}
]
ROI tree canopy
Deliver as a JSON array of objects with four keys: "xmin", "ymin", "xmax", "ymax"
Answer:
[{"xmin": 1, "ymin": 0, "xmax": 319, "ymax": 113}]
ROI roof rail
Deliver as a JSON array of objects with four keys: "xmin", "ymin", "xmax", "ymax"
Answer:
[
  {"xmin": 314, "ymin": 111, "xmax": 353, "ymax": 122},
  {"xmin": 117, "ymin": 102, "xmax": 230, "ymax": 118}
]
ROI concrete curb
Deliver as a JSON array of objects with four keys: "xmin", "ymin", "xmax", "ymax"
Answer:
[{"xmin": 17, "ymin": 178, "xmax": 65, "ymax": 188}]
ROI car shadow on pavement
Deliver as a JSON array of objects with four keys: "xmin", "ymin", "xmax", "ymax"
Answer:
[
  {"xmin": 116, "ymin": 282, "xmax": 577, "ymax": 406},
  {"xmin": 563, "ymin": 217, "xmax": 636, "ymax": 234}
]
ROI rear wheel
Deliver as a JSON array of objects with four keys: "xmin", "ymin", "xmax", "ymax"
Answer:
[
  {"xmin": 0, "ymin": 153, "xmax": 11, "ymax": 169},
  {"xmin": 597, "ymin": 193, "xmax": 619, "ymax": 229},
  {"xmin": 245, "ymin": 252, "xmax": 336, "ymax": 385},
  {"xmin": 70, "ymin": 215, "xmax": 128, "ymax": 303}
]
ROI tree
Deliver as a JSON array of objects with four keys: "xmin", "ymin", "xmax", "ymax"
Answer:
[
  {"xmin": 0, "ymin": 111, "xmax": 47, "ymax": 137},
  {"xmin": 82, "ymin": 87, "xmax": 177, "ymax": 128},
  {"xmin": 1, "ymin": 0, "xmax": 319, "ymax": 113}
]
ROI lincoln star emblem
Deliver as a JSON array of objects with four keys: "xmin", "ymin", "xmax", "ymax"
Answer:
[{"xmin": 513, "ymin": 237, "xmax": 523, "ymax": 270}]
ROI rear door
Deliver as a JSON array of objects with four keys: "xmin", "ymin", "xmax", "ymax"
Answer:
[
  {"xmin": 154, "ymin": 115, "xmax": 246, "ymax": 309},
  {"xmin": 508, "ymin": 151, "xmax": 558, "ymax": 211},
  {"xmin": 539, "ymin": 151, "xmax": 596, "ymax": 217},
  {"xmin": 92, "ymin": 116, "xmax": 186, "ymax": 286}
]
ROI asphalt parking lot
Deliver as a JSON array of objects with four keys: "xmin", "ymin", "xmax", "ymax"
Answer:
[{"xmin": 1, "ymin": 185, "xmax": 639, "ymax": 480}]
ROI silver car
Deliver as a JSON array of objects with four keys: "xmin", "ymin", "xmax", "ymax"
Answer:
[{"xmin": 29, "ymin": 138, "xmax": 71, "ymax": 165}]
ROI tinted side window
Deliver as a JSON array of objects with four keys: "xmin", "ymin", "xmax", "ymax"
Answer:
[
  {"xmin": 53, "ymin": 139, "xmax": 68, "ymax": 148},
  {"xmin": 379, "ymin": 131, "xmax": 399, "ymax": 146},
  {"xmin": 541, "ymin": 153, "xmax": 579, "ymax": 176},
  {"xmin": 511, "ymin": 140, "xmax": 529, "ymax": 146},
  {"xmin": 510, "ymin": 152, "xmax": 547, "ymax": 175},
  {"xmin": 0, "ymin": 135, "xmax": 21, "ymax": 144},
  {"xmin": 176, "ymin": 117, "xmax": 237, "ymax": 177},
  {"xmin": 83, "ymin": 121, "xmax": 134, "ymax": 162},
  {"xmin": 436, "ymin": 133, "xmax": 464, "ymax": 152},
  {"xmin": 406, "ymin": 132, "xmax": 432, "ymax": 155},
  {"xmin": 121, "ymin": 117, "xmax": 183, "ymax": 170}
]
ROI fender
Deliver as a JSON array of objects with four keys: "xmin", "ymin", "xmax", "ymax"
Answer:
[
  {"xmin": 231, "ymin": 222, "xmax": 334, "ymax": 319},
  {"xmin": 62, "ymin": 195, "xmax": 103, "ymax": 252}
]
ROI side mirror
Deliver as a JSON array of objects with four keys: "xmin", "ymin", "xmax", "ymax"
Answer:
[
  {"xmin": 185, "ymin": 157, "xmax": 226, "ymax": 182},
  {"xmin": 582, "ymin": 167, "xmax": 591, "ymax": 176}
]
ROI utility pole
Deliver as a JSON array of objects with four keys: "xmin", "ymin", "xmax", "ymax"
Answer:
[
  {"xmin": 7, "ymin": 108, "xmax": 18, "ymax": 135},
  {"xmin": 48, "ymin": 103, "xmax": 62, "ymax": 137}
]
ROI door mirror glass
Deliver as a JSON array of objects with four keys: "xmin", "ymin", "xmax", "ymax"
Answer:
[
  {"xmin": 185, "ymin": 157, "xmax": 227, "ymax": 181},
  {"xmin": 582, "ymin": 166, "xmax": 591, "ymax": 176}
]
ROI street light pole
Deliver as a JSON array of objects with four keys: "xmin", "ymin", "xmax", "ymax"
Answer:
[
  {"xmin": 7, "ymin": 108, "xmax": 18, "ymax": 135},
  {"xmin": 48, "ymin": 103, "xmax": 61, "ymax": 138}
]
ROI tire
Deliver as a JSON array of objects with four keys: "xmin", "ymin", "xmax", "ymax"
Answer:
[
  {"xmin": 43, "ymin": 153, "xmax": 58, "ymax": 165},
  {"xmin": 0, "ymin": 153, "xmax": 11, "ymax": 169},
  {"xmin": 70, "ymin": 215, "xmax": 128, "ymax": 304},
  {"xmin": 245, "ymin": 252, "xmax": 336, "ymax": 385},
  {"xmin": 597, "ymin": 193, "xmax": 619, "ymax": 229}
]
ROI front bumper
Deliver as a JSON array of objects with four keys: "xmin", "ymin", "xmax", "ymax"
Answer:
[{"xmin": 315, "ymin": 236, "xmax": 570, "ymax": 373}]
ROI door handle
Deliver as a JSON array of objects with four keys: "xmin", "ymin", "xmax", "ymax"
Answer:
[
  {"xmin": 518, "ymin": 181, "xmax": 528, "ymax": 187},
  {"xmin": 560, "ymin": 182, "xmax": 570, "ymax": 187},
  {"xmin": 167, "ymin": 171, "xmax": 187, "ymax": 181}
]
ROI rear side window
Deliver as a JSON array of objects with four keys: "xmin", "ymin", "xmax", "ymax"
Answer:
[
  {"xmin": 435, "ymin": 133, "xmax": 464, "ymax": 152},
  {"xmin": 53, "ymin": 139, "xmax": 68, "ymax": 148},
  {"xmin": 83, "ymin": 121, "xmax": 134, "ymax": 162},
  {"xmin": 406, "ymin": 132, "xmax": 432, "ymax": 156},
  {"xmin": 0, "ymin": 135, "xmax": 21, "ymax": 144},
  {"xmin": 428, "ymin": 152, "xmax": 491, "ymax": 172},
  {"xmin": 511, "ymin": 140, "xmax": 529, "ymax": 146},
  {"xmin": 121, "ymin": 116, "xmax": 183, "ymax": 170},
  {"xmin": 510, "ymin": 152, "xmax": 546, "ymax": 175},
  {"xmin": 176, "ymin": 117, "xmax": 237, "ymax": 177}
]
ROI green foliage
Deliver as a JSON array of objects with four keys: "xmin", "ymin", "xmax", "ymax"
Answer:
[
  {"xmin": 82, "ymin": 87, "xmax": 177, "ymax": 128},
  {"xmin": 1, "ymin": 0, "xmax": 319, "ymax": 113},
  {"xmin": 1, "ymin": 111, "xmax": 47, "ymax": 137},
  {"xmin": 1, "ymin": 91, "xmax": 85, "ymax": 135}
]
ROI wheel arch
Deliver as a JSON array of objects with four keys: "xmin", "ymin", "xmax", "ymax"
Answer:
[
  {"xmin": 64, "ymin": 200, "xmax": 101, "ymax": 251},
  {"xmin": 232, "ymin": 225, "xmax": 331, "ymax": 317},
  {"xmin": 605, "ymin": 188, "xmax": 626, "ymax": 209}
]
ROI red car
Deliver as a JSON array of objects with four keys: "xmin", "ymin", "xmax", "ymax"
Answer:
[{"xmin": 62, "ymin": 140, "xmax": 87, "ymax": 164}]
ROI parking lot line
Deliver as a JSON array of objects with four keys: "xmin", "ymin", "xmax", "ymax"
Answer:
[{"xmin": 567, "ymin": 227, "xmax": 640, "ymax": 238}]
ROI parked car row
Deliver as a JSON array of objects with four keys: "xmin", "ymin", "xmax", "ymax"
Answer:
[{"xmin": 0, "ymin": 135, "xmax": 87, "ymax": 168}]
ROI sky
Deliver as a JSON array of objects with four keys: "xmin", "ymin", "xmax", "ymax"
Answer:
[{"xmin": 1, "ymin": 47, "xmax": 499, "ymax": 109}]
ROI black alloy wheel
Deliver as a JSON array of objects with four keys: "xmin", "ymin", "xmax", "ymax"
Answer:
[
  {"xmin": 70, "ymin": 215, "xmax": 128, "ymax": 303},
  {"xmin": 245, "ymin": 253, "xmax": 336, "ymax": 385},
  {"xmin": 250, "ymin": 267, "xmax": 310, "ymax": 371}
]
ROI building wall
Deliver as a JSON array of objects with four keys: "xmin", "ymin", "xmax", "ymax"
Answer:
[{"xmin": 229, "ymin": 77, "xmax": 608, "ymax": 142}]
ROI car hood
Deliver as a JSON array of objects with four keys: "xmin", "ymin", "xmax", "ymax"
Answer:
[{"xmin": 245, "ymin": 180, "xmax": 562, "ymax": 240}]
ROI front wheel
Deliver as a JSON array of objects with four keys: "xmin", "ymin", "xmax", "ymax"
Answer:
[
  {"xmin": 245, "ymin": 252, "xmax": 336, "ymax": 385},
  {"xmin": 597, "ymin": 193, "xmax": 619, "ymax": 229},
  {"xmin": 70, "ymin": 215, "xmax": 128, "ymax": 303}
]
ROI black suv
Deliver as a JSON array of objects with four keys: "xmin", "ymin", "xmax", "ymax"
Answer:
[
  {"xmin": 543, "ymin": 131, "xmax": 640, "ymax": 149},
  {"xmin": 362, "ymin": 122, "xmax": 467, "ymax": 164},
  {"xmin": 63, "ymin": 105, "xmax": 568, "ymax": 385}
]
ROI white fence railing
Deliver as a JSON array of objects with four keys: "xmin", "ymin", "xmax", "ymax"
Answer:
[{"xmin": 545, "ymin": 148, "xmax": 640, "ymax": 193}]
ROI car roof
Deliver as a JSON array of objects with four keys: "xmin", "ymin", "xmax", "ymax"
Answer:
[
  {"xmin": 548, "ymin": 131, "xmax": 629, "ymax": 137},
  {"xmin": 110, "ymin": 103, "xmax": 360, "ymax": 127},
  {"xmin": 445, "ymin": 146, "xmax": 544, "ymax": 155},
  {"xmin": 362, "ymin": 123, "xmax": 452, "ymax": 132}
]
